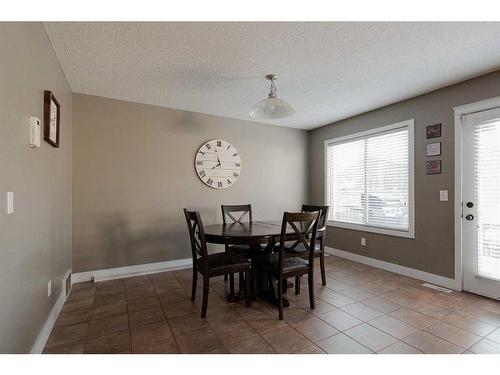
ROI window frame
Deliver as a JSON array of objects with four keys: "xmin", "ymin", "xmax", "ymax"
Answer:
[{"xmin": 324, "ymin": 119, "xmax": 415, "ymax": 239}]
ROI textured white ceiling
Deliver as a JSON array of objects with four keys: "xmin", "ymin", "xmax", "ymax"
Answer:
[{"xmin": 44, "ymin": 22, "xmax": 500, "ymax": 130}]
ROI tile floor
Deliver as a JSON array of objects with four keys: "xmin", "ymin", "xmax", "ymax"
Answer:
[{"xmin": 43, "ymin": 255, "xmax": 500, "ymax": 354}]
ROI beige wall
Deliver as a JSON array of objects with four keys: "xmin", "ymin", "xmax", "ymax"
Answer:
[
  {"xmin": 72, "ymin": 94, "xmax": 309, "ymax": 272},
  {"xmin": 0, "ymin": 23, "xmax": 72, "ymax": 353},
  {"xmin": 309, "ymin": 70, "xmax": 500, "ymax": 279}
]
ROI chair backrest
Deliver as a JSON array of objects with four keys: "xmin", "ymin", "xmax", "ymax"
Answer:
[
  {"xmin": 221, "ymin": 204, "xmax": 253, "ymax": 225},
  {"xmin": 183, "ymin": 209, "xmax": 208, "ymax": 272},
  {"xmin": 278, "ymin": 211, "xmax": 320, "ymax": 271},
  {"xmin": 302, "ymin": 204, "xmax": 329, "ymax": 228}
]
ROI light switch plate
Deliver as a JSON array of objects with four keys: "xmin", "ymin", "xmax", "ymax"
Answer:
[
  {"xmin": 440, "ymin": 190, "xmax": 448, "ymax": 201},
  {"xmin": 361, "ymin": 237, "xmax": 366, "ymax": 246},
  {"xmin": 7, "ymin": 192, "xmax": 14, "ymax": 214}
]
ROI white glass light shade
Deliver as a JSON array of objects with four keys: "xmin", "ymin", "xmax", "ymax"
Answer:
[{"xmin": 249, "ymin": 97, "xmax": 294, "ymax": 119}]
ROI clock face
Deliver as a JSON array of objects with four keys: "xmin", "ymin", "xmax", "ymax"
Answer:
[{"xmin": 195, "ymin": 139, "xmax": 242, "ymax": 189}]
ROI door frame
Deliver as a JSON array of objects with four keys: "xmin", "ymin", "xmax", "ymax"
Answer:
[{"xmin": 453, "ymin": 95, "xmax": 500, "ymax": 292}]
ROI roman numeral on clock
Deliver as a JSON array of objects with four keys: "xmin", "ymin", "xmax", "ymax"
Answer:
[{"xmin": 217, "ymin": 181, "xmax": 223, "ymax": 188}]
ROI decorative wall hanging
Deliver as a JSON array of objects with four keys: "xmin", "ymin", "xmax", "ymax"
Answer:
[
  {"xmin": 426, "ymin": 142, "xmax": 441, "ymax": 157},
  {"xmin": 426, "ymin": 160, "xmax": 441, "ymax": 175},
  {"xmin": 426, "ymin": 123, "xmax": 441, "ymax": 139},
  {"xmin": 44, "ymin": 90, "xmax": 60, "ymax": 147}
]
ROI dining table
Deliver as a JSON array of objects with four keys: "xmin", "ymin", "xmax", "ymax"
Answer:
[{"xmin": 201, "ymin": 220, "xmax": 300, "ymax": 306}]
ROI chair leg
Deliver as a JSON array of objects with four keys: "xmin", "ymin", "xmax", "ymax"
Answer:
[
  {"xmin": 201, "ymin": 277, "xmax": 210, "ymax": 318},
  {"xmin": 191, "ymin": 267, "xmax": 198, "ymax": 301},
  {"xmin": 295, "ymin": 276, "xmax": 301, "ymax": 295},
  {"xmin": 308, "ymin": 271, "xmax": 315, "ymax": 310},
  {"xmin": 320, "ymin": 249, "xmax": 326, "ymax": 286},
  {"xmin": 245, "ymin": 268, "xmax": 251, "ymax": 307},
  {"xmin": 278, "ymin": 276, "xmax": 284, "ymax": 320},
  {"xmin": 229, "ymin": 273, "xmax": 235, "ymax": 297}
]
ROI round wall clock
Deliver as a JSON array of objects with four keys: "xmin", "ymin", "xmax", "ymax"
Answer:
[{"xmin": 195, "ymin": 139, "xmax": 242, "ymax": 189}]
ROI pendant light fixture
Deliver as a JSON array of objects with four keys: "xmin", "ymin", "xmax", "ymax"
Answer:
[{"xmin": 249, "ymin": 74, "xmax": 294, "ymax": 119}]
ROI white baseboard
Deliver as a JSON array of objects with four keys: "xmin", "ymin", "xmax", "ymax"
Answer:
[
  {"xmin": 72, "ymin": 257, "xmax": 192, "ymax": 283},
  {"xmin": 30, "ymin": 288, "xmax": 67, "ymax": 354},
  {"xmin": 325, "ymin": 247, "xmax": 460, "ymax": 291}
]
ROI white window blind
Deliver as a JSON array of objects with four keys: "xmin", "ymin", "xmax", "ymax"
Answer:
[
  {"xmin": 326, "ymin": 121, "xmax": 413, "ymax": 237},
  {"xmin": 474, "ymin": 119, "xmax": 500, "ymax": 279}
]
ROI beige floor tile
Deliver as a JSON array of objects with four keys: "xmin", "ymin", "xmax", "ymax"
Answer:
[
  {"xmin": 317, "ymin": 289, "xmax": 356, "ymax": 308},
  {"xmin": 369, "ymin": 315, "xmax": 419, "ymax": 339},
  {"xmin": 88, "ymin": 314, "xmax": 129, "ymax": 339},
  {"xmin": 294, "ymin": 344, "xmax": 326, "ymax": 354},
  {"xmin": 316, "ymin": 333, "xmax": 372, "ymax": 354},
  {"xmin": 341, "ymin": 302, "xmax": 385, "ymax": 321},
  {"xmin": 378, "ymin": 341, "xmax": 422, "ymax": 354},
  {"xmin": 244, "ymin": 311, "xmax": 288, "ymax": 334},
  {"xmin": 228, "ymin": 335, "xmax": 276, "ymax": 354},
  {"xmin": 209, "ymin": 318, "xmax": 259, "ymax": 345},
  {"xmin": 344, "ymin": 323, "xmax": 398, "ymax": 352},
  {"xmin": 175, "ymin": 326, "xmax": 226, "ymax": 354},
  {"xmin": 45, "ymin": 322, "xmax": 89, "ymax": 349},
  {"xmin": 261, "ymin": 326, "xmax": 312, "ymax": 354},
  {"xmin": 390, "ymin": 307, "xmax": 437, "ymax": 329},
  {"xmin": 338, "ymin": 287, "xmax": 373, "ymax": 301},
  {"xmin": 469, "ymin": 338, "xmax": 500, "ymax": 354},
  {"xmin": 291, "ymin": 315, "xmax": 339, "ymax": 342},
  {"xmin": 424, "ymin": 321, "xmax": 481, "ymax": 349},
  {"xmin": 441, "ymin": 312, "xmax": 497, "ymax": 337},
  {"xmin": 486, "ymin": 327, "xmax": 500, "ymax": 343},
  {"xmin": 361, "ymin": 297, "xmax": 402, "ymax": 314},
  {"xmin": 85, "ymin": 331, "xmax": 131, "ymax": 354},
  {"xmin": 401, "ymin": 330, "xmax": 464, "ymax": 354},
  {"xmin": 318, "ymin": 309, "xmax": 363, "ymax": 331}
]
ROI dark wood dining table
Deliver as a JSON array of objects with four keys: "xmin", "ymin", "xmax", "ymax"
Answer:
[{"xmin": 201, "ymin": 220, "xmax": 298, "ymax": 306}]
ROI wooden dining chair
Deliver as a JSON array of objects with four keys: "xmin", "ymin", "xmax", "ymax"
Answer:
[
  {"xmin": 221, "ymin": 204, "xmax": 255, "ymax": 295},
  {"xmin": 259, "ymin": 211, "xmax": 320, "ymax": 320},
  {"xmin": 301, "ymin": 204, "xmax": 330, "ymax": 286},
  {"xmin": 183, "ymin": 209, "xmax": 251, "ymax": 318}
]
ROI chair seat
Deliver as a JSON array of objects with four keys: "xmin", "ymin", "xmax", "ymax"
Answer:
[
  {"xmin": 256, "ymin": 253, "xmax": 309, "ymax": 274},
  {"xmin": 197, "ymin": 252, "xmax": 251, "ymax": 276},
  {"xmin": 275, "ymin": 243, "xmax": 322, "ymax": 257}
]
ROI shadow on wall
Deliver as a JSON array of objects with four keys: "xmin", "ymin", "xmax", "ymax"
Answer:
[{"xmin": 76, "ymin": 206, "xmax": 224, "ymax": 272}]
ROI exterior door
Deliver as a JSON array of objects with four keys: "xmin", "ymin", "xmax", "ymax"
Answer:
[{"xmin": 462, "ymin": 107, "xmax": 500, "ymax": 300}]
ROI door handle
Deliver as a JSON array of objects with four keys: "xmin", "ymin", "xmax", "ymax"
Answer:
[{"xmin": 465, "ymin": 214, "xmax": 474, "ymax": 221}]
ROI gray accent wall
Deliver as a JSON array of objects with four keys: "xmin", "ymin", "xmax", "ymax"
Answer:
[
  {"xmin": 0, "ymin": 23, "xmax": 73, "ymax": 353},
  {"xmin": 72, "ymin": 94, "xmax": 309, "ymax": 273},
  {"xmin": 309, "ymin": 70, "xmax": 500, "ymax": 279}
]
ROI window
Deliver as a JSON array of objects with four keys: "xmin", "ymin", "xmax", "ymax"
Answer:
[{"xmin": 325, "ymin": 120, "xmax": 414, "ymax": 238}]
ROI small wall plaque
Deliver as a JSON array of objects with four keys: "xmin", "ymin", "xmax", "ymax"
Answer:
[
  {"xmin": 426, "ymin": 123, "xmax": 441, "ymax": 139},
  {"xmin": 426, "ymin": 142, "xmax": 441, "ymax": 157},
  {"xmin": 426, "ymin": 160, "xmax": 441, "ymax": 175}
]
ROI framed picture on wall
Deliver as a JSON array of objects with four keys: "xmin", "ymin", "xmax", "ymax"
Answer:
[
  {"xmin": 426, "ymin": 160, "xmax": 441, "ymax": 175},
  {"xmin": 426, "ymin": 123, "xmax": 441, "ymax": 139},
  {"xmin": 44, "ymin": 90, "xmax": 60, "ymax": 147},
  {"xmin": 426, "ymin": 142, "xmax": 441, "ymax": 157}
]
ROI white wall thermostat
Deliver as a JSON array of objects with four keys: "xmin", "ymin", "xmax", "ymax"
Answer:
[{"xmin": 29, "ymin": 116, "xmax": 41, "ymax": 148}]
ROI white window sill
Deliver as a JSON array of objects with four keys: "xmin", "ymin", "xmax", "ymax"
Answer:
[{"xmin": 327, "ymin": 221, "xmax": 415, "ymax": 239}]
